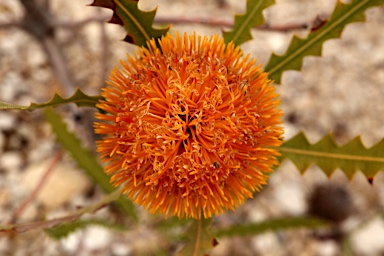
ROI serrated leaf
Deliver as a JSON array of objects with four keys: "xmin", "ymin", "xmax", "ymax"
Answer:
[
  {"xmin": 46, "ymin": 219, "xmax": 124, "ymax": 240},
  {"xmin": 157, "ymin": 217, "xmax": 191, "ymax": 230},
  {"xmin": 264, "ymin": 0, "xmax": 384, "ymax": 84},
  {"xmin": 214, "ymin": 217, "xmax": 327, "ymax": 237},
  {"xmin": 177, "ymin": 218, "xmax": 216, "ymax": 256},
  {"xmin": 155, "ymin": 217, "xmax": 192, "ymax": 242},
  {"xmin": 223, "ymin": 0, "xmax": 275, "ymax": 46},
  {"xmin": 90, "ymin": 0, "xmax": 169, "ymax": 47},
  {"xmin": 279, "ymin": 132, "xmax": 384, "ymax": 179},
  {"xmin": 0, "ymin": 89, "xmax": 102, "ymax": 111},
  {"xmin": 43, "ymin": 108, "xmax": 138, "ymax": 221}
]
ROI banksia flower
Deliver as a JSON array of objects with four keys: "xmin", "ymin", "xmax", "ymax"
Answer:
[{"xmin": 95, "ymin": 33, "xmax": 283, "ymax": 219}]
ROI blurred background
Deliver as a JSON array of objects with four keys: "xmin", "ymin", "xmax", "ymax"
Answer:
[{"xmin": 0, "ymin": 0, "xmax": 384, "ymax": 255}]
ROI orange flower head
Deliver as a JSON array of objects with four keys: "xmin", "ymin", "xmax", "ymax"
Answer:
[{"xmin": 95, "ymin": 33, "xmax": 284, "ymax": 219}]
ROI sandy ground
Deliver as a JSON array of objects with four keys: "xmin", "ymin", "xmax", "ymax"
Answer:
[{"xmin": 0, "ymin": 0, "xmax": 384, "ymax": 255}]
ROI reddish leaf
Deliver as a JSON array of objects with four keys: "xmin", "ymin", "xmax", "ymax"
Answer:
[{"xmin": 90, "ymin": 0, "xmax": 169, "ymax": 46}]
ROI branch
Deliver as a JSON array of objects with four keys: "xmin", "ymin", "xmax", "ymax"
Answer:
[
  {"xmin": 8, "ymin": 151, "xmax": 63, "ymax": 223},
  {"xmin": 0, "ymin": 190, "xmax": 121, "ymax": 234},
  {"xmin": 54, "ymin": 15, "xmax": 313, "ymax": 32},
  {"xmin": 18, "ymin": 0, "xmax": 76, "ymax": 96},
  {"xmin": 52, "ymin": 14, "xmax": 110, "ymax": 28},
  {"xmin": 0, "ymin": 14, "xmax": 322, "ymax": 34},
  {"xmin": 96, "ymin": 9, "xmax": 110, "ymax": 89},
  {"xmin": 154, "ymin": 16, "xmax": 313, "ymax": 32},
  {"xmin": 40, "ymin": 36, "xmax": 76, "ymax": 96}
]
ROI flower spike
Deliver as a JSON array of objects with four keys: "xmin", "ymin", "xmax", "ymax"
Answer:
[{"xmin": 95, "ymin": 33, "xmax": 284, "ymax": 219}]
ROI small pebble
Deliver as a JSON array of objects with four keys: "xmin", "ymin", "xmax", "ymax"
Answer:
[
  {"xmin": 83, "ymin": 226, "xmax": 112, "ymax": 251},
  {"xmin": 112, "ymin": 242, "xmax": 133, "ymax": 256},
  {"xmin": 0, "ymin": 112, "xmax": 16, "ymax": 130},
  {"xmin": 22, "ymin": 160, "xmax": 91, "ymax": 209},
  {"xmin": 0, "ymin": 151, "xmax": 23, "ymax": 170},
  {"xmin": 351, "ymin": 217, "xmax": 384, "ymax": 255}
]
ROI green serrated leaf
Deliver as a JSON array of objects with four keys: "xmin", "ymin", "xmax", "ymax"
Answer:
[
  {"xmin": 90, "ymin": 0, "xmax": 169, "ymax": 47},
  {"xmin": 223, "ymin": 0, "xmax": 275, "ymax": 46},
  {"xmin": 279, "ymin": 132, "xmax": 384, "ymax": 179},
  {"xmin": 214, "ymin": 217, "xmax": 328, "ymax": 237},
  {"xmin": 153, "ymin": 248, "xmax": 171, "ymax": 256},
  {"xmin": 43, "ymin": 108, "xmax": 138, "ymax": 221},
  {"xmin": 264, "ymin": 0, "xmax": 384, "ymax": 84},
  {"xmin": 156, "ymin": 217, "xmax": 191, "ymax": 230},
  {"xmin": 0, "ymin": 89, "xmax": 102, "ymax": 111},
  {"xmin": 177, "ymin": 218, "xmax": 215, "ymax": 256},
  {"xmin": 46, "ymin": 219, "xmax": 124, "ymax": 240}
]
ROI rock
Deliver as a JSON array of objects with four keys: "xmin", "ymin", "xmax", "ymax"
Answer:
[
  {"xmin": 351, "ymin": 217, "xmax": 384, "ymax": 255},
  {"xmin": 273, "ymin": 180, "xmax": 306, "ymax": 216},
  {"xmin": 60, "ymin": 228, "xmax": 83, "ymax": 254},
  {"xmin": 112, "ymin": 242, "xmax": 133, "ymax": 256},
  {"xmin": 0, "ymin": 151, "xmax": 23, "ymax": 170},
  {"xmin": 83, "ymin": 226, "xmax": 112, "ymax": 251},
  {"xmin": 0, "ymin": 112, "xmax": 16, "ymax": 130},
  {"xmin": 308, "ymin": 182, "xmax": 354, "ymax": 224},
  {"xmin": 22, "ymin": 159, "xmax": 91, "ymax": 210},
  {"xmin": 251, "ymin": 232, "xmax": 281, "ymax": 255},
  {"xmin": 18, "ymin": 201, "xmax": 39, "ymax": 222}
]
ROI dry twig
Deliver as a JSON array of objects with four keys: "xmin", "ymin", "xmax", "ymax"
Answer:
[
  {"xmin": 8, "ymin": 151, "xmax": 63, "ymax": 223},
  {"xmin": 0, "ymin": 190, "xmax": 121, "ymax": 234}
]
